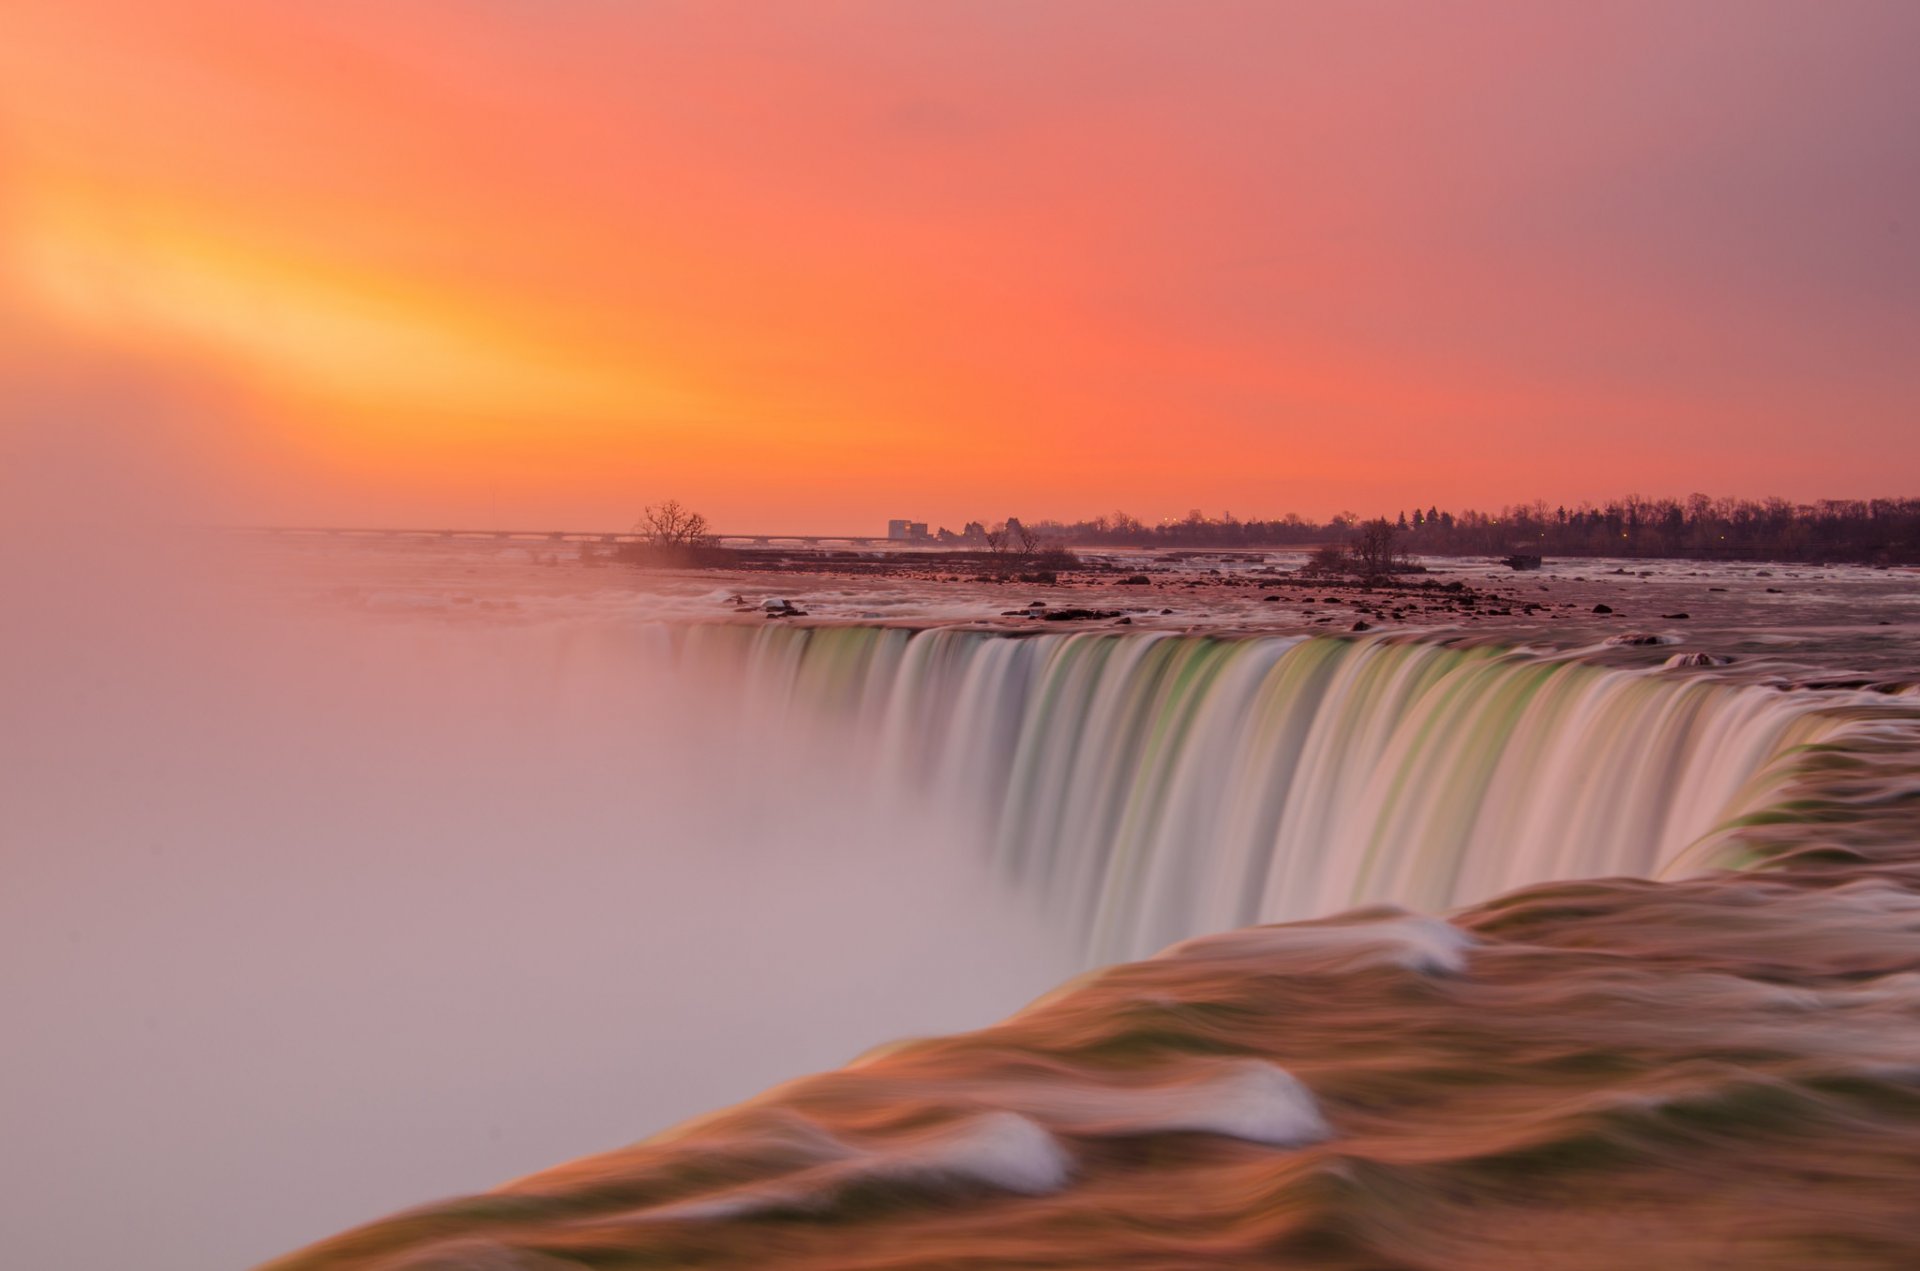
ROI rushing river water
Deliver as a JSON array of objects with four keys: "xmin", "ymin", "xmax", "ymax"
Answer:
[{"xmin": 8, "ymin": 544, "xmax": 1919, "ymax": 1269}]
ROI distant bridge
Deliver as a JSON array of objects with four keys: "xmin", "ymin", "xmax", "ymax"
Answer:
[{"xmin": 231, "ymin": 526, "xmax": 905, "ymax": 547}]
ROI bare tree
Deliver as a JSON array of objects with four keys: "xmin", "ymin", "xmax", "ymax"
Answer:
[
  {"xmin": 635, "ymin": 499, "xmax": 713, "ymax": 549},
  {"xmin": 1351, "ymin": 517, "xmax": 1401, "ymax": 578},
  {"xmin": 1015, "ymin": 520, "xmax": 1042, "ymax": 560},
  {"xmin": 984, "ymin": 525, "xmax": 1009, "ymax": 555}
]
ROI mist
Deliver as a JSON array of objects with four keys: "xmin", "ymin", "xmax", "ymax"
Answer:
[{"xmin": 0, "ymin": 489, "xmax": 1074, "ymax": 1268}]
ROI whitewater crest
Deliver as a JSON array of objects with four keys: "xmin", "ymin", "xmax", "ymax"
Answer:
[{"xmin": 1155, "ymin": 906, "xmax": 1475, "ymax": 976}]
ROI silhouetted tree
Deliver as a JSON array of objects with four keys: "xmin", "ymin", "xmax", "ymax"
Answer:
[
  {"xmin": 1352, "ymin": 518, "xmax": 1402, "ymax": 577},
  {"xmin": 945, "ymin": 496, "xmax": 1917, "ymax": 563},
  {"xmin": 635, "ymin": 499, "xmax": 713, "ymax": 548}
]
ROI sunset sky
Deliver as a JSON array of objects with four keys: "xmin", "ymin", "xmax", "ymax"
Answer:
[{"xmin": 4, "ymin": 1, "xmax": 1916, "ymax": 533}]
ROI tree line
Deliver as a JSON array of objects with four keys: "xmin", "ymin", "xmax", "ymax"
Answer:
[{"xmin": 1006, "ymin": 496, "xmax": 1920, "ymax": 563}]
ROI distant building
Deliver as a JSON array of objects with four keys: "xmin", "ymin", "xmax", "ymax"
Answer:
[{"xmin": 887, "ymin": 519, "xmax": 931, "ymax": 542}]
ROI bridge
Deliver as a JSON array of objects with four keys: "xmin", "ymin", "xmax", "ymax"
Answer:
[{"xmin": 231, "ymin": 526, "xmax": 904, "ymax": 547}]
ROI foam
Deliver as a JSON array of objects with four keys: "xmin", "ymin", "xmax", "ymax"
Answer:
[
  {"xmin": 639, "ymin": 1111, "xmax": 1070, "ymax": 1223},
  {"xmin": 980, "ymin": 1059, "xmax": 1331, "ymax": 1147},
  {"xmin": 1157, "ymin": 908, "xmax": 1475, "ymax": 976}
]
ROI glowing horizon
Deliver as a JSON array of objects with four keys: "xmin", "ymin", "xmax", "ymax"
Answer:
[{"xmin": 5, "ymin": 0, "xmax": 1917, "ymax": 534}]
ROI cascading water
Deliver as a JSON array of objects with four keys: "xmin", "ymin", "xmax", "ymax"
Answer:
[
  {"xmin": 271, "ymin": 620, "xmax": 1920, "ymax": 1271},
  {"xmin": 676, "ymin": 624, "xmax": 1850, "ymax": 961}
]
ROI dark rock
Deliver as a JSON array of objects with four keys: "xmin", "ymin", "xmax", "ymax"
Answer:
[
  {"xmin": 1351, "ymin": 620, "xmax": 1372, "ymax": 631},
  {"xmin": 1661, "ymin": 613, "xmax": 1690, "ymax": 620},
  {"xmin": 1120, "ymin": 574, "xmax": 1152, "ymax": 585},
  {"xmin": 1592, "ymin": 604, "xmax": 1613, "ymax": 614},
  {"xmin": 1042, "ymin": 608, "xmax": 1123, "ymax": 622},
  {"xmin": 1667, "ymin": 651, "xmax": 1734, "ymax": 667}
]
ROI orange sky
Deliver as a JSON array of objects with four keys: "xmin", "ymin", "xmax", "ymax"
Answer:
[{"xmin": 3, "ymin": 0, "xmax": 1916, "ymax": 533}]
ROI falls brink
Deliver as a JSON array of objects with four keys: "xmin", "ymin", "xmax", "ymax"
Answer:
[{"xmin": 674, "ymin": 625, "xmax": 1846, "ymax": 962}]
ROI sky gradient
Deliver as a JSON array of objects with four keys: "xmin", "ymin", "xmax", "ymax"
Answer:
[{"xmin": 4, "ymin": 1, "xmax": 1917, "ymax": 533}]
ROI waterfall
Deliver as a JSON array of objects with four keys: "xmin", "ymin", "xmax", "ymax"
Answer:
[{"xmin": 672, "ymin": 624, "xmax": 1853, "ymax": 962}]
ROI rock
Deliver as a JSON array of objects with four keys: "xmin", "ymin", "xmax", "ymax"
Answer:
[
  {"xmin": 1120, "ymin": 574, "xmax": 1152, "ymax": 585},
  {"xmin": 1665, "ymin": 651, "xmax": 1734, "ymax": 667},
  {"xmin": 1592, "ymin": 604, "xmax": 1613, "ymax": 614},
  {"xmin": 1351, "ymin": 620, "xmax": 1372, "ymax": 632},
  {"xmin": 1042, "ymin": 608, "xmax": 1123, "ymax": 622},
  {"xmin": 1661, "ymin": 613, "xmax": 1691, "ymax": 620}
]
